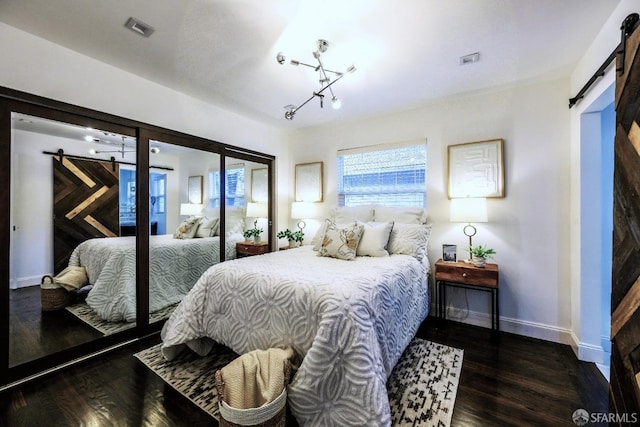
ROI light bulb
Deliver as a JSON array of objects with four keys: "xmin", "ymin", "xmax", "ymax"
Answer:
[
  {"xmin": 331, "ymin": 96, "xmax": 341, "ymax": 110},
  {"xmin": 89, "ymin": 149, "xmax": 98, "ymax": 155}
]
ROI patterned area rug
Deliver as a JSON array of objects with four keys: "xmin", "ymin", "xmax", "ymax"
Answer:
[
  {"xmin": 66, "ymin": 303, "xmax": 178, "ymax": 335},
  {"xmin": 134, "ymin": 338, "xmax": 463, "ymax": 426}
]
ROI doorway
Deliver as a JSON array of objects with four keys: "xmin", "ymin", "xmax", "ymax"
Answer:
[{"xmin": 580, "ymin": 83, "xmax": 614, "ymax": 378}]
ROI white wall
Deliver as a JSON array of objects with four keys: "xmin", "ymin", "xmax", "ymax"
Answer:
[
  {"xmin": 0, "ymin": 22, "xmax": 292, "ymax": 239},
  {"xmin": 289, "ymin": 77, "xmax": 574, "ymax": 344}
]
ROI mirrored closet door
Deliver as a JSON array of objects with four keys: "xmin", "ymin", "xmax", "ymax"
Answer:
[{"xmin": 9, "ymin": 111, "xmax": 138, "ymax": 368}]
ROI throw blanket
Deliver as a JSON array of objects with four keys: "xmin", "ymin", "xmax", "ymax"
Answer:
[{"xmin": 161, "ymin": 246, "xmax": 429, "ymax": 426}]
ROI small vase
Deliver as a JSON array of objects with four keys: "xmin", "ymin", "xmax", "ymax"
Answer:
[
  {"xmin": 289, "ymin": 240, "xmax": 299, "ymax": 248},
  {"xmin": 472, "ymin": 256, "xmax": 486, "ymax": 268},
  {"xmin": 253, "ymin": 235, "xmax": 261, "ymax": 244}
]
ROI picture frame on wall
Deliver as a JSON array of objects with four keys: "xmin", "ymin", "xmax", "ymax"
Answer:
[
  {"xmin": 443, "ymin": 244, "xmax": 457, "ymax": 262},
  {"xmin": 295, "ymin": 162, "xmax": 323, "ymax": 202},
  {"xmin": 188, "ymin": 175, "xmax": 203, "ymax": 204},
  {"xmin": 448, "ymin": 138, "xmax": 504, "ymax": 198}
]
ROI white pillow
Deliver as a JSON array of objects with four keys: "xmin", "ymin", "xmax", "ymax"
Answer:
[
  {"xmin": 173, "ymin": 217, "xmax": 200, "ymax": 239},
  {"xmin": 356, "ymin": 221, "xmax": 394, "ymax": 257},
  {"xmin": 330, "ymin": 205, "xmax": 375, "ymax": 223},
  {"xmin": 374, "ymin": 206, "xmax": 427, "ymax": 224},
  {"xmin": 317, "ymin": 222, "xmax": 364, "ymax": 261},
  {"xmin": 387, "ymin": 223, "xmax": 432, "ymax": 261},
  {"xmin": 195, "ymin": 217, "xmax": 219, "ymax": 238}
]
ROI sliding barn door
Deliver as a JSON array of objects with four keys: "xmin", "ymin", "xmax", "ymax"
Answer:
[
  {"xmin": 611, "ymin": 16, "xmax": 640, "ymax": 420},
  {"xmin": 53, "ymin": 156, "xmax": 119, "ymax": 273}
]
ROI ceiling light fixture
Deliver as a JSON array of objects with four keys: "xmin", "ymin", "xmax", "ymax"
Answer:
[
  {"xmin": 277, "ymin": 39, "xmax": 356, "ymax": 120},
  {"xmin": 89, "ymin": 136, "xmax": 135, "ymax": 158}
]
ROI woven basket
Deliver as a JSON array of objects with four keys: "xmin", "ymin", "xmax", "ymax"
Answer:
[
  {"xmin": 215, "ymin": 360, "xmax": 291, "ymax": 427},
  {"xmin": 41, "ymin": 275, "xmax": 73, "ymax": 311}
]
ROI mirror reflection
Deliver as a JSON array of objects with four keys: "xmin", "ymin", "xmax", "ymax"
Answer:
[
  {"xmin": 147, "ymin": 140, "xmax": 224, "ymax": 324},
  {"xmin": 9, "ymin": 113, "xmax": 137, "ymax": 366},
  {"xmin": 225, "ymin": 158, "xmax": 270, "ymax": 257}
]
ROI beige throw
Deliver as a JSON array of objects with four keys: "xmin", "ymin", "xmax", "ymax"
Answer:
[
  {"xmin": 216, "ymin": 347, "xmax": 295, "ymax": 409},
  {"xmin": 54, "ymin": 266, "xmax": 89, "ymax": 291}
]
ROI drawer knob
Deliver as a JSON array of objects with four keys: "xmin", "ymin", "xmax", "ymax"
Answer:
[{"xmin": 462, "ymin": 273, "xmax": 467, "ymax": 278}]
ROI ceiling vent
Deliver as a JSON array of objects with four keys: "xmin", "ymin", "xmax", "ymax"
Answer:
[
  {"xmin": 124, "ymin": 17, "xmax": 154, "ymax": 37},
  {"xmin": 460, "ymin": 52, "xmax": 480, "ymax": 65}
]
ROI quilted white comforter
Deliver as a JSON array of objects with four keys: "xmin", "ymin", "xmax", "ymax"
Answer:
[
  {"xmin": 69, "ymin": 234, "xmax": 239, "ymax": 322},
  {"xmin": 160, "ymin": 246, "xmax": 429, "ymax": 426}
]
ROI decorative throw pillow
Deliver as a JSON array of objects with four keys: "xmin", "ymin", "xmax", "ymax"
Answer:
[
  {"xmin": 173, "ymin": 217, "xmax": 200, "ymax": 239},
  {"xmin": 312, "ymin": 219, "xmax": 356, "ymax": 251},
  {"xmin": 356, "ymin": 221, "xmax": 394, "ymax": 257},
  {"xmin": 318, "ymin": 222, "xmax": 364, "ymax": 261},
  {"xmin": 196, "ymin": 217, "xmax": 219, "ymax": 238},
  {"xmin": 387, "ymin": 223, "xmax": 432, "ymax": 261}
]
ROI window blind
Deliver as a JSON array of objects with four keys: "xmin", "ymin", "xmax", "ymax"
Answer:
[{"xmin": 337, "ymin": 142, "xmax": 426, "ymax": 207}]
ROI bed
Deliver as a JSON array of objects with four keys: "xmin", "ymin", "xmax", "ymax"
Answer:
[
  {"xmin": 69, "ymin": 234, "xmax": 240, "ymax": 322},
  {"xmin": 160, "ymin": 208, "xmax": 431, "ymax": 425}
]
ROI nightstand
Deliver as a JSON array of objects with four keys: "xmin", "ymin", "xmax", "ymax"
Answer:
[
  {"xmin": 236, "ymin": 241, "xmax": 269, "ymax": 258},
  {"xmin": 434, "ymin": 258, "xmax": 500, "ymax": 332}
]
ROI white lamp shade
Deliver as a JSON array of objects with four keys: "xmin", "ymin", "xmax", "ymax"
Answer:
[
  {"xmin": 450, "ymin": 198, "xmax": 488, "ymax": 223},
  {"xmin": 291, "ymin": 201, "xmax": 317, "ymax": 219},
  {"xmin": 246, "ymin": 202, "xmax": 268, "ymax": 218},
  {"xmin": 180, "ymin": 203, "xmax": 203, "ymax": 216}
]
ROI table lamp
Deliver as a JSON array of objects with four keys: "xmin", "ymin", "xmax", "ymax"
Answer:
[{"xmin": 450, "ymin": 197, "xmax": 488, "ymax": 261}]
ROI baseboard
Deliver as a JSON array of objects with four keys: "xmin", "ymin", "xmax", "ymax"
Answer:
[
  {"xmin": 438, "ymin": 305, "xmax": 574, "ymax": 345},
  {"xmin": 569, "ymin": 330, "xmax": 608, "ymax": 365},
  {"xmin": 13, "ymin": 275, "xmax": 43, "ymax": 289}
]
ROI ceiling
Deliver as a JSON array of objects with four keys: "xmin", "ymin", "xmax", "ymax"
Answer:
[{"xmin": 0, "ymin": 0, "xmax": 620, "ymax": 129}]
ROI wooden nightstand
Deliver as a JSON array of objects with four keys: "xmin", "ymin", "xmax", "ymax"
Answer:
[
  {"xmin": 434, "ymin": 258, "xmax": 500, "ymax": 332},
  {"xmin": 236, "ymin": 241, "xmax": 269, "ymax": 258}
]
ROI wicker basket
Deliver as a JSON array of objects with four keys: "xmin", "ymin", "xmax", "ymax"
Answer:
[{"xmin": 41, "ymin": 275, "xmax": 73, "ymax": 311}]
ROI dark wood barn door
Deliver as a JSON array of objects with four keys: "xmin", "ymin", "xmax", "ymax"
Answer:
[
  {"xmin": 53, "ymin": 156, "xmax": 119, "ymax": 273},
  {"xmin": 611, "ymin": 15, "xmax": 640, "ymax": 420}
]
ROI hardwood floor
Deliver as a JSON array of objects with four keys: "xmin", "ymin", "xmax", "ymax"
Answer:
[{"xmin": 1, "ymin": 317, "xmax": 608, "ymax": 426}]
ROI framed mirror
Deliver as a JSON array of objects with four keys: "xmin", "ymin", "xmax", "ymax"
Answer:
[{"xmin": 295, "ymin": 162, "xmax": 323, "ymax": 202}]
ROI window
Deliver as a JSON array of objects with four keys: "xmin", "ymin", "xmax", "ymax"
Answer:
[
  {"xmin": 337, "ymin": 142, "xmax": 426, "ymax": 207},
  {"xmin": 208, "ymin": 165, "xmax": 245, "ymax": 207}
]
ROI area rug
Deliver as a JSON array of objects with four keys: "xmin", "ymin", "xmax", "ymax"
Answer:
[
  {"xmin": 66, "ymin": 303, "xmax": 178, "ymax": 335},
  {"xmin": 134, "ymin": 338, "xmax": 463, "ymax": 426}
]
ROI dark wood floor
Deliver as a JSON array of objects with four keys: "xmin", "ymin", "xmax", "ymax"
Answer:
[
  {"xmin": 1, "ymin": 318, "xmax": 608, "ymax": 426},
  {"xmin": 9, "ymin": 286, "xmax": 102, "ymax": 366}
]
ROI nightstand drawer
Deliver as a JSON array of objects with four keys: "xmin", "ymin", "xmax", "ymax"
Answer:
[
  {"xmin": 236, "ymin": 242, "xmax": 268, "ymax": 257},
  {"xmin": 435, "ymin": 262, "xmax": 498, "ymax": 288}
]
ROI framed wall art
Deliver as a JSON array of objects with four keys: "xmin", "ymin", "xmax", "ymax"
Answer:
[
  {"xmin": 188, "ymin": 175, "xmax": 203, "ymax": 204},
  {"xmin": 251, "ymin": 168, "xmax": 268, "ymax": 203},
  {"xmin": 295, "ymin": 162, "xmax": 323, "ymax": 202},
  {"xmin": 448, "ymin": 138, "xmax": 504, "ymax": 198}
]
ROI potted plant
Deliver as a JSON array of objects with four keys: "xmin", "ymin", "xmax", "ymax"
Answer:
[
  {"xmin": 470, "ymin": 244, "xmax": 496, "ymax": 268},
  {"xmin": 243, "ymin": 221, "xmax": 264, "ymax": 243},
  {"xmin": 277, "ymin": 228, "xmax": 305, "ymax": 247}
]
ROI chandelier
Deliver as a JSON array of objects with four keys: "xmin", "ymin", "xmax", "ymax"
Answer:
[{"xmin": 276, "ymin": 39, "xmax": 356, "ymax": 120}]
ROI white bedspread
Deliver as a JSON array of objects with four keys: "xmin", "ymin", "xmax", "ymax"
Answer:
[
  {"xmin": 161, "ymin": 246, "xmax": 428, "ymax": 426},
  {"xmin": 69, "ymin": 234, "xmax": 238, "ymax": 322}
]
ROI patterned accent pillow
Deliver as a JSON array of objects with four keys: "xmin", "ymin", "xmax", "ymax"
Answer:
[
  {"xmin": 173, "ymin": 217, "xmax": 200, "ymax": 239},
  {"xmin": 356, "ymin": 221, "xmax": 394, "ymax": 257},
  {"xmin": 312, "ymin": 219, "xmax": 356, "ymax": 251},
  {"xmin": 387, "ymin": 223, "xmax": 432, "ymax": 261},
  {"xmin": 195, "ymin": 217, "xmax": 220, "ymax": 238},
  {"xmin": 318, "ymin": 222, "xmax": 365, "ymax": 261}
]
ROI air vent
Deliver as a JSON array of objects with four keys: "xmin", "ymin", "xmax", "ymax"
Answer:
[
  {"xmin": 124, "ymin": 17, "xmax": 154, "ymax": 37},
  {"xmin": 460, "ymin": 52, "xmax": 480, "ymax": 65}
]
